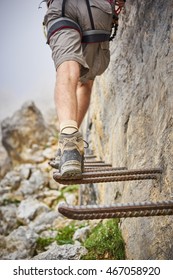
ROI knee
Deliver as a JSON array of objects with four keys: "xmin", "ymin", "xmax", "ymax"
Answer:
[{"xmin": 56, "ymin": 61, "xmax": 80, "ymax": 82}]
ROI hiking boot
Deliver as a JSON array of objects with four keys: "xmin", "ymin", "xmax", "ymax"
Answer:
[
  {"xmin": 48, "ymin": 148, "xmax": 61, "ymax": 169},
  {"xmin": 59, "ymin": 131, "xmax": 84, "ymax": 178}
]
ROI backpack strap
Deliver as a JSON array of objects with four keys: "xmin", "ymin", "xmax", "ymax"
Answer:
[
  {"xmin": 85, "ymin": 0, "xmax": 95, "ymax": 30},
  {"xmin": 82, "ymin": 30, "xmax": 110, "ymax": 44},
  {"xmin": 62, "ymin": 0, "xmax": 67, "ymax": 17},
  {"xmin": 47, "ymin": 17, "xmax": 82, "ymax": 44}
]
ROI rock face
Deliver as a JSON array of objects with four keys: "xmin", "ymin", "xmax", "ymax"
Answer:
[{"xmin": 86, "ymin": 0, "xmax": 173, "ymax": 259}]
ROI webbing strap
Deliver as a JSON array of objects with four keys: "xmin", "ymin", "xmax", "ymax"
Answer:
[
  {"xmin": 47, "ymin": 19, "xmax": 110, "ymax": 44},
  {"xmin": 47, "ymin": 17, "xmax": 82, "ymax": 44},
  {"xmin": 61, "ymin": 0, "xmax": 95, "ymax": 29},
  {"xmin": 62, "ymin": 0, "xmax": 67, "ymax": 17},
  {"xmin": 82, "ymin": 30, "xmax": 110, "ymax": 43},
  {"xmin": 85, "ymin": 0, "xmax": 95, "ymax": 30}
]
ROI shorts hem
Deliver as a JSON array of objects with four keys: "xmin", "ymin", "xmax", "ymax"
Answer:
[{"xmin": 55, "ymin": 56, "xmax": 89, "ymax": 71}]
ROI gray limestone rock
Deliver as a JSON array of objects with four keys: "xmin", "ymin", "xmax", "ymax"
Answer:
[
  {"xmin": 1, "ymin": 101, "xmax": 50, "ymax": 164},
  {"xmin": 29, "ymin": 211, "xmax": 60, "ymax": 233},
  {"xmin": 1, "ymin": 226, "xmax": 38, "ymax": 259},
  {"xmin": 73, "ymin": 226, "xmax": 91, "ymax": 243},
  {"xmin": 0, "ymin": 204, "xmax": 18, "ymax": 235},
  {"xmin": 16, "ymin": 198, "xmax": 49, "ymax": 225},
  {"xmin": 32, "ymin": 243, "xmax": 87, "ymax": 260}
]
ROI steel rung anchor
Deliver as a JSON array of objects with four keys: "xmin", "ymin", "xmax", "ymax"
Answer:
[
  {"xmin": 82, "ymin": 168, "xmax": 162, "ymax": 177},
  {"xmin": 84, "ymin": 166, "xmax": 128, "ymax": 172},
  {"xmin": 83, "ymin": 163, "xmax": 112, "ymax": 167},
  {"xmin": 58, "ymin": 200, "xmax": 173, "ymax": 220},
  {"xmin": 84, "ymin": 155, "xmax": 97, "ymax": 159},
  {"xmin": 53, "ymin": 168, "xmax": 162, "ymax": 185}
]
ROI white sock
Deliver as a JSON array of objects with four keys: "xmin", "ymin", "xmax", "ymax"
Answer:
[{"xmin": 60, "ymin": 120, "xmax": 78, "ymax": 134}]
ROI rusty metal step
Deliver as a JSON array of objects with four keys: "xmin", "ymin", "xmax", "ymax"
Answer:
[
  {"xmin": 84, "ymin": 160, "xmax": 105, "ymax": 164},
  {"xmin": 83, "ymin": 168, "xmax": 162, "ymax": 177},
  {"xmin": 84, "ymin": 160, "xmax": 106, "ymax": 165},
  {"xmin": 53, "ymin": 168, "xmax": 162, "ymax": 185},
  {"xmin": 84, "ymin": 166, "xmax": 128, "ymax": 172},
  {"xmin": 84, "ymin": 155, "xmax": 97, "ymax": 159},
  {"xmin": 53, "ymin": 154, "xmax": 171, "ymax": 218},
  {"xmin": 83, "ymin": 162, "xmax": 112, "ymax": 167},
  {"xmin": 58, "ymin": 200, "xmax": 173, "ymax": 220}
]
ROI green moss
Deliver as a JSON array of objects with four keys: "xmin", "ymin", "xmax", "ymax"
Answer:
[
  {"xmin": 35, "ymin": 219, "xmax": 125, "ymax": 260},
  {"xmin": 62, "ymin": 185, "xmax": 79, "ymax": 194},
  {"xmin": 55, "ymin": 223, "xmax": 76, "ymax": 245},
  {"xmin": 36, "ymin": 223, "xmax": 77, "ymax": 253},
  {"xmin": 81, "ymin": 219, "xmax": 125, "ymax": 260},
  {"xmin": 2, "ymin": 199, "xmax": 21, "ymax": 206},
  {"xmin": 36, "ymin": 236, "xmax": 54, "ymax": 251},
  {"xmin": 55, "ymin": 193, "xmax": 66, "ymax": 204}
]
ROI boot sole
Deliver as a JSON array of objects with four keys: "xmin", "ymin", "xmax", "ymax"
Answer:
[{"xmin": 60, "ymin": 161, "xmax": 82, "ymax": 179}]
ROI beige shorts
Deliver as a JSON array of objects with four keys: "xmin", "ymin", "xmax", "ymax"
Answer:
[{"xmin": 44, "ymin": 0, "xmax": 113, "ymax": 82}]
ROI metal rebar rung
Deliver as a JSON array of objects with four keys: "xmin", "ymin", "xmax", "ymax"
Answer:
[
  {"xmin": 84, "ymin": 166, "xmax": 128, "ymax": 172},
  {"xmin": 84, "ymin": 163, "xmax": 112, "ymax": 167},
  {"xmin": 82, "ymin": 168, "xmax": 162, "ymax": 177},
  {"xmin": 84, "ymin": 160, "xmax": 105, "ymax": 164},
  {"xmin": 58, "ymin": 200, "xmax": 173, "ymax": 220},
  {"xmin": 84, "ymin": 155, "xmax": 97, "ymax": 159},
  {"xmin": 53, "ymin": 174, "xmax": 158, "ymax": 185},
  {"xmin": 53, "ymin": 168, "xmax": 162, "ymax": 185}
]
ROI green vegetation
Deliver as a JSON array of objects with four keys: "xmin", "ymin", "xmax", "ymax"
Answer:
[
  {"xmin": 81, "ymin": 219, "xmax": 125, "ymax": 260},
  {"xmin": 36, "ymin": 236, "xmax": 55, "ymax": 252},
  {"xmin": 55, "ymin": 184, "xmax": 79, "ymax": 204},
  {"xmin": 2, "ymin": 199, "xmax": 21, "ymax": 206},
  {"xmin": 62, "ymin": 185, "xmax": 79, "ymax": 194},
  {"xmin": 55, "ymin": 223, "xmax": 76, "ymax": 245},
  {"xmin": 35, "ymin": 219, "xmax": 125, "ymax": 260},
  {"xmin": 36, "ymin": 185, "xmax": 80, "ymax": 252},
  {"xmin": 35, "ymin": 223, "xmax": 77, "ymax": 252}
]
